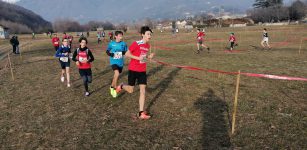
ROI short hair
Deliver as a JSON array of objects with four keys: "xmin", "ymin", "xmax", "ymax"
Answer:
[
  {"xmin": 197, "ymin": 28, "xmax": 201, "ymax": 31},
  {"xmin": 115, "ymin": 30, "xmax": 123, "ymax": 36},
  {"xmin": 140, "ymin": 26, "xmax": 152, "ymax": 35},
  {"xmin": 264, "ymin": 28, "xmax": 267, "ymax": 31},
  {"xmin": 79, "ymin": 37, "xmax": 88, "ymax": 44},
  {"xmin": 62, "ymin": 38, "xmax": 68, "ymax": 42}
]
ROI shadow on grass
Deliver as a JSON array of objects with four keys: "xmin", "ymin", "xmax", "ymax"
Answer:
[
  {"xmin": 146, "ymin": 68, "xmax": 181, "ymax": 112},
  {"xmin": 194, "ymin": 88, "xmax": 231, "ymax": 150}
]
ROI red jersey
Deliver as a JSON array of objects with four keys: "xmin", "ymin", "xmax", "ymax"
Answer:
[
  {"xmin": 69, "ymin": 35, "xmax": 73, "ymax": 43},
  {"xmin": 128, "ymin": 40, "xmax": 150, "ymax": 72},
  {"xmin": 197, "ymin": 32, "xmax": 205, "ymax": 41},
  {"xmin": 229, "ymin": 35, "xmax": 236, "ymax": 42},
  {"xmin": 52, "ymin": 37, "xmax": 60, "ymax": 46},
  {"xmin": 63, "ymin": 35, "xmax": 69, "ymax": 40},
  {"xmin": 77, "ymin": 50, "xmax": 91, "ymax": 69}
]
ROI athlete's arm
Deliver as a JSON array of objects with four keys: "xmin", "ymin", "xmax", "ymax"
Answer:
[
  {"xmin": 55, "ymin": 48, "xmax": 63, "ymax": 57},
  {"xmin": 106, "ymin": 50, "xmax": 114, "ymax": 57},
  {"xmin": 72, "ymin": 49, "xmax": 78, "ymax": 62},
  {"xmin": 87, "ymin": 50, "xmax": 95, "ymax": 62},
  {"xmin": 125, "ymin": 50, "xmax": 142, "ymax": 60}
]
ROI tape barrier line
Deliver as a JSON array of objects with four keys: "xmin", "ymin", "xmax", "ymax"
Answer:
[{"xmin": 152, "ymin": 59, "xmax": 307, "ymax": 82}]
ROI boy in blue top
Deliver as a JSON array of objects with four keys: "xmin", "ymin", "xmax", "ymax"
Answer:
[
  {"xmin": 106, "ymin": 31, "xmax": 127, "ymax": 98},
  {"xmin": 55, "ymin": 38, "xmax": 71, "ymax": 87}
]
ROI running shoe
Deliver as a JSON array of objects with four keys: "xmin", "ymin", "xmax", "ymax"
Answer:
[
  {"xmin": 138, "ymin": 111, "xmax": 151, "ymax": 120},
  {"xmin": 85, "ymin": 92, "xmax": 90, "ymax": 96},
  {"xmin": 61, "ymin": 76, "xmax": 65, "ymax": 82}
]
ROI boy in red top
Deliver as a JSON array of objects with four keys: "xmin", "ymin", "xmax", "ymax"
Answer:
[
  {"xmin": 68, "ymin": 34, "xmax": 73, "ymax": 48},
  {"xmin": 63, "ymin": 32, "xmax": 69, "ymax": 40},
  {"xmin": 116, "ymin": 26, "xmax": 155, "ymax": 120},
  {"xmin": 196, "ymin": 28, "xmax": 210, "ymax": 54},
  {"xmin": 229, "ymin": 32, "xmax": 236, "ymax": 51},
  {"xmin": 52, "ymin": 34, "xmax": 60, "ymax": 51},
  {"xmin": 72, "ymin": 37, "xmax": 95, "ymax": 96}
]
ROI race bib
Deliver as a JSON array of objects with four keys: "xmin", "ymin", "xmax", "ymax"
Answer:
[
  {"xmin": 54, "ymin": 42, "xmax": 59, "ymax": 45},
  {"xmin": 60, "ymin": 57, "xmax": 68, "ymax": 62},
  {"xmin": 113, "ymin": 52, "xmax": 123, "ymax": 59},
  {"xmin": 140, "ymin": 53, "xmax": 147, "ymax": 64},
  {"xmin": 79, "ymin": 56, "xmax": 88, "ymax": 63}
]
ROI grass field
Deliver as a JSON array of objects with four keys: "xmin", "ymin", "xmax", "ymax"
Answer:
[{"xmin": 0, "ymin": 25, "xmax": 307, "ymax": 149}]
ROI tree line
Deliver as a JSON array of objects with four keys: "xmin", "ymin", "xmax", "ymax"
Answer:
[{"xmin": 248, "ymin": 0, "xmax": 307, "ymax": 23}]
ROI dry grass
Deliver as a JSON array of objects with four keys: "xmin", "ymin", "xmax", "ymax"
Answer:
[{"xmin": 0, "ymin": 25, "xmax": 306, "ymax": 149}]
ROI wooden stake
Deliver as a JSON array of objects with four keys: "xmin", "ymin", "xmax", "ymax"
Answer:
[
  {"xmin": 232, "ymin": 70, "xmax": 241, "ymax": 134},
  {"xmin": 7, "ymin": 53, "xmax": 15, "ymax": 81},
  {"xmin": 299, "ymin": 38, "xmax": 303, "ymax": 54}
]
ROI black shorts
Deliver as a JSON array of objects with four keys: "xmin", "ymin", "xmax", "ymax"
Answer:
[
  {"xmin": 230, "ymin": 42, "xmax": 235, "ymax": 48},
  {"xmin": 111, "ymin": 64, "xmax": 123, "ymax": 73},
  {"xmin": 79, "ymin": 68, "xmax": 92, "ymax": 77},
  {"xmin": 128, "ymin": 70, "xmax": 147, "ymax": 86},
  {"xmin": 54, "ymin": 46, "xmax": 59, "ymax": 51},
  {"xmin": 198, "ymin": 40, "xmax": 203, "ymax": 44},
  {"xmin": 59, "ymin": 60, "xmax": 70, "ymax": 69}
]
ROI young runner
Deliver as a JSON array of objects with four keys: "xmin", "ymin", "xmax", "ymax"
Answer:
[
  {"xmin": 63, "ymin": 32, "xmax": 69, "ymax": 40},
  {"xmin": 52, "ymin": 34, "xmax": 60, "ymax": 51},
  {"xmin": 116, "ymin": 26, "xmax": 155, "ymax": 120},
  {"xmin": 68, "ymin": 34, "xmax": 73, "ymax": 48},
  {"xmin": 109, "ymin": 32, "xmax": 114, "ymax": 41},
  {"xmin": 55, "ymin": 38, "xmax": 71, "ymax": 87},
  {"xmin": 229, "ymin": 32, "xmax": 236, "ymax": 51},
  {"xmin": 72, "ymin": 37, "xmax": 95, "ymax": 96},
  {"xmin": 106, "ymin": 31, "xmax": 128, "ymax": 98},
  {"xmin": 196, "ymin": 28, "xmax": 210, "ymax": 54},
  {"xmin": 97, "ymin": 32, "xmax": 101, "ymax": 44},
  {"xmin": 261, "ymin": 28, "xmax": 271, "ymax": 49}
]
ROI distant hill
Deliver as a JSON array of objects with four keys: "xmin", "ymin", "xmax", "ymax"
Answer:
[
  {"xmin": 0, "ymin": 1, "xmax": 52, "ymax": 33},
  {"xmin": 15, "ymin": 0, "xmax": 254, "ymax": 23}
]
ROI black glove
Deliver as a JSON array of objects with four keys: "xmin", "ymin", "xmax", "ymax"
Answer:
[{"xmin": 106, "ymin": 50, "xmax": 114, "ymax": 57}]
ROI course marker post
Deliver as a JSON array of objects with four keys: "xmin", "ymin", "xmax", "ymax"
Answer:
[
  {"xmin": 232, "ymin": 70, "xmax": 241, "ymax": 134},
  {"xmin": 299, "ymin": 38, "xmax": 303, "ymax": 54},
  {"xmin": 7, "ymin": 53, "xmax": 15, "ymax": 81}
]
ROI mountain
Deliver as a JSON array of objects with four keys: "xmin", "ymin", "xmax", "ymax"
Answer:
[
  {"xmin": 15, "ymin": 0, "xmax": 255, "ymax": 23},
  {"xmin": 0, "ymin": 1, "xmax": 52, "ymax": 33}
]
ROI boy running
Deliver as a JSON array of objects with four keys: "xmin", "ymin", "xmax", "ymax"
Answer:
[
  {"xmin": 97, "ymin": 32, "xmax": 101, "ymax": 44},
  {"xmin": 196, "ymin": 28, "xmax": 210, "ymax": 54},
  {"xmin": 72, "ymin": 37, "xmax": 95, "ymax": 96},
  {"xmin": 68, "ymin": 34, "xmax": 73, "ymax": 48},
  {"xmin": 55, "ymin": 38, "xmax": 71, "ymax": 87},
  {"xmin": 229, "ymin": 32, "xmax": 236, "ymax": 51},
  {"xmin": 116, "ymin": 26, "xmax": 155, "ymax": 120},
  {"xmin": 261, "ymin": 28, "xmax": 271, "ymax": 49},
  {"xmin": 106, "ymin": 31, "xmax": 128, "ymax": 98},
  {"xmin": 52, "ymin": 34, "xmax": 60, "ymax": 51}
]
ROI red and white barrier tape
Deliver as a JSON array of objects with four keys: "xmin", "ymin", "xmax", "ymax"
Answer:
[{"xmin": 152, "ymin": 59, "xmax": 307, "ymax": 82}]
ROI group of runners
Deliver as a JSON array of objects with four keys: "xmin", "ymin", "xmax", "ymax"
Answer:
[
  {"xmin": 52, "ymin": 26, "xmax": 154, "ymax": 119},
  {"xmin": 195, "ymin": 28, "xmax": 271, "ymax": 53},
  {"xmin": 50, "ymin": 26, "xmax": 271, "ymax": 120}
]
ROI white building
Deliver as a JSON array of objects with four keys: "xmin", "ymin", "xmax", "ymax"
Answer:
[{"xmin": 0, "ymin": 25, "xmax": 9, "ymax": 39}]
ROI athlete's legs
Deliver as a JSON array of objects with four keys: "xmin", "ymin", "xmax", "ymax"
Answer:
[
  {"xmin": 123, "ymin": 85, "xmax": 134, "ymax": 93},
  {"xmin": 139, "ymin": 84, "xmax": 146, "ymax": 112},
  {"xmin": 112, "ymin": 70, "xmax": 120, "ymax": 88},
  {"xmin": 65, "ymin": 67, "xmax": 70, "ymax": 85}
]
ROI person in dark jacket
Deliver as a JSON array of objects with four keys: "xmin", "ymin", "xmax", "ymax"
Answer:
[{"xmin": 10, "ymin": 35, "xmax": 20, "ymax": 54}]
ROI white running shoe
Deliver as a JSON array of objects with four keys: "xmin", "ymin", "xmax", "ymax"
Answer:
[
  {"xmin": 61, "ymin": 76, "xmax": 65, "ymax": 82},
  {"xmin": 67, "ymin": 83, "xmax": 71, "ymax": 87},
  {"xmin": 85, "ymin": 92, "xmax": 90, "ymax": 96}
]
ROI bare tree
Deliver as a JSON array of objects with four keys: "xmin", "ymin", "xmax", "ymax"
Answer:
[{"xmin": 289, "ymin": 0, "xmax": 306, "ymax": 21}]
